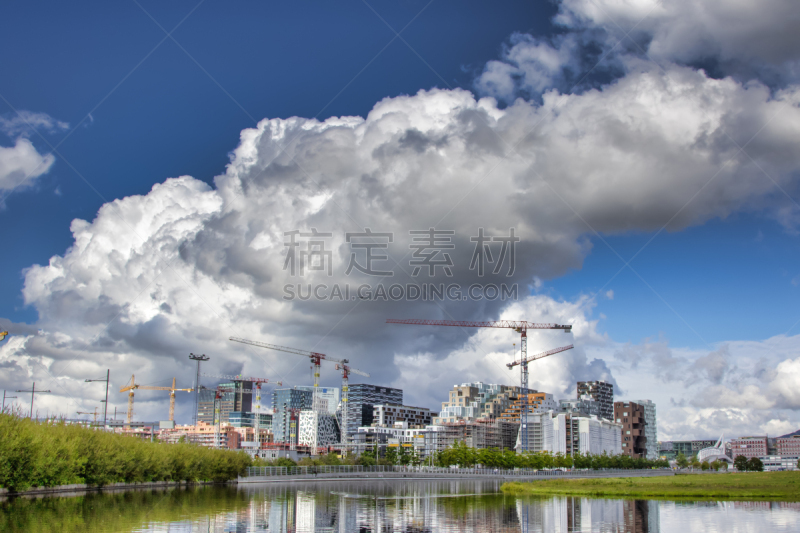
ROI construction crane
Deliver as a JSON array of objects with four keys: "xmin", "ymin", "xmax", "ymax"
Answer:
[
  {"xmin": 77, "ymin": 407, "xmax": 100, "ymax": 425},
  {"xmin": 0, "ymin": 331, "xmax": 8, "ymax": 341},
  {"xmin": 229, "ymin": 337, "xmax": 369, "ymax": 449},
  {"xmin": 119, "ymin": 376, "xmax": 193, "ymax": 426},
  {"xmin": 386, "ymin": 318, "xmax": 573, "ymax": 453},
  {"xmin": 334, "ymin": 362, "xmax": 369, "ymax": 444}
]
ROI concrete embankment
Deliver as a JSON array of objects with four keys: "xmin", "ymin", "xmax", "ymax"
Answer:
[
  {"xmin": 0, "ymin": 480, "xmax": 226, "ymax": 498},
  {"xmin": 239, "ymin": 469, "xmax": 674, "ymax": 484}
]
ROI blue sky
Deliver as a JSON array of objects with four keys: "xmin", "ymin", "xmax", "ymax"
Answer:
[{"xmin": 2, "ymin": 0, "xmax": 799, "ymax": 439}]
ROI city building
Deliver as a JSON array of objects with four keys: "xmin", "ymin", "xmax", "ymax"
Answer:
[
  {"xmin": 294, "ymin": 385, "xmax": 340, "ymax": 415},
  {"xmin": 373, "ymin": 404, "xmax": 435, "ymax": 428},
  {"xmin": 634, "ymin": 399, "xmax": 658, "ymax": 461},
  {"xmin": 432, "ymin": 419, "xmax": 519, "ymax": 454},
  {"xmin": 499, "ymin": 392, "xmax": 559, "ymax": 423},
  {"xmin": 558, "ymin": 398, "xmax": 600, "ymax": 417},
  {"xmin": 345, "ymin": 384, "xmax": 402, "ymax": 439},
  {"xmin": 298, "ymin": 411, "xmax": 339, "ymax": 448},
  {"xmin": 729, "ymin": 436, "xmax": 769, "ymax": 460},
  {"xmin": 435, "ymin": 382, "xmax": 518, "ymax": 424},
  {"xmin": 777, "ymin": 435, "xmax": 800, "ymax": 457},
  {"xmin": 614, "ymin": 401, "xmax": 646, "ymax": 459},
  {"xmin": 272, "ymin": 387, "xmax": 314, "ymax": 443},
  {"xmin": 229, "ymin": 411, "xmax": 273, "ymax": 430},
  {"xmin": 761, "ymin": 456, "xmax": 799, "ymax": 471},
  {"xmin": 196, "ymin": 381, "xmax": 255, "ymax": 425},
  {"xmin": 158, "ymin": 421, "xmax": 239, "ymax": 448},
  {"xmin": 577, "ymin": 381, "xmax": 614, "ymax": 420},
  {"xmin": 514, "ymin": 412, "xmax": 622, "ymax": 456}
]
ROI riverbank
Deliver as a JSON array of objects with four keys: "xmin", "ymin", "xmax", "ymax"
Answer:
[
  {"xmin": 501, "ymin": 471, "xmax": 800, "ymax": 500},
  {"xmin": 0, "ymin": 413, "xmax": 251, "ymax": 492}
]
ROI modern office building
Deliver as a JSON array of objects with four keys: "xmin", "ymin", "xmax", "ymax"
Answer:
[
  {"xmin": 614, "ymin": 401, "xmax": 646, "ymax": 459},
  {"xmin": 577, "ymin": 381, "xmax": 614, "ymax": 420},
  {"xmin": 196, "ymin": 380, "xmax": 255, "ymax": 425},
  {"xmin": 634, "ymin": 399, "xmax": 658, "ymax": 460},
  {"xmin": 558, "ymin": 398, "xmax": 601, "ymax": 417},
  {"xmin": 345, "ymin": 384, "xmax": 402, "ymax": 439},
  {"xmin": 229, "ymin": 411, "xmax": 273, "ymax": 430},
  {"xmin": 272, "ymin": 387, "xmax": 314, "ymax": 443},
  {"xmin": 294, "ymin": 385, "xmax": 340, "ymax": 415}
]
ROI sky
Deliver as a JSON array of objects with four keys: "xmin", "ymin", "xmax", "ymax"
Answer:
[{"xmin": 1, "ymin": 0, "xmax": 800, "ymax": 441}]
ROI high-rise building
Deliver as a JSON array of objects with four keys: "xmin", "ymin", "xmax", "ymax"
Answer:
[
  {"xmin": 345, "ymin": 384, "xmax": 402, "ymax": 439},
  {"xmin": 614, "ymin": 401, "xmax": 646, "ymax": 459},
  {"xmin": 272, "ymin": 387, "xmax": 314, "ymax": 443},
  {"xmin": 634, "ymin": 399, "xmax": 658, "ymax": 461},
  {"xmin": 294, "ymin": 386, "xmax": 340, "ymax": 415},
  {"xmin": 196, "ymin": 381, "xmax": 254, "ymax": 425},
  {"xmin": 577, "ymin": 381, "xmax": 614, "ymax": 420}
]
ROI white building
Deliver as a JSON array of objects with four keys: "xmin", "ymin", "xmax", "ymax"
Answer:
[
  {"xmin": 634, "ymin": 399, "xmax": 658, "ymax": 460},
  {"xmin": 298, "ymin": 411, "xmax": 339, "ymax": 448},
  {"xmin": 577, "ymin": 416, "xmax": 622, "ymax": 456}
]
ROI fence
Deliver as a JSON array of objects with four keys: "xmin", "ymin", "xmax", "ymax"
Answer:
[{"xmin": 242, "ymin": 465, "xmax": 672, "ymax": 479}]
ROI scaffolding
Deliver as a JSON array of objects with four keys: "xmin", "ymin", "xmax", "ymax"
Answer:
[{"xmin": 437, "ymin": 418, "xmax": 520, "ymax": 452}]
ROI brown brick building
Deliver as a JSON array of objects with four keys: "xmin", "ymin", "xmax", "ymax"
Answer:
[
  {"xmin": 729, "ymin": 436, "xmax": 769, "ymax": 460},
  {"xmin": 777, "ymin": 435, "xmax": 800, "ymax": 457},
  {"xmin": 614, "ymin": 401, "xmax": 646, "ymax": 458}
]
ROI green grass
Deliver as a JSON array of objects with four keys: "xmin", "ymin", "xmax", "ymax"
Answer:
[{"xmin": 501, "ymin": 472, "xmax": 800, "ymax": 501}]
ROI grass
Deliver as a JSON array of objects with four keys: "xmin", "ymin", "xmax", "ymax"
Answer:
[{"xmin": 501, "ymin": 472, "xmax": 800, "ymax": 501}]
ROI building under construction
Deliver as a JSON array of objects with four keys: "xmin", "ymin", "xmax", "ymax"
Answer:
[{"xmin": 429, "ymin": 418, "xmax": 519, "ymax": 453}]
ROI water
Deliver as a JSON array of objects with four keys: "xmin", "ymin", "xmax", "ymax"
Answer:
[{"xmin": 1, "ymin": 479, "xmax": 798, "ymax": 532}]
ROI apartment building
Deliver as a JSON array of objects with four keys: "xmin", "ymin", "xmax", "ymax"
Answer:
[
  {"xmin": 577, "ymin": 381, "xmax": 614, "ymax": 420},
  {"xmin": 614, "ymin": 401, "xmax": 647, "ymax": 459}
]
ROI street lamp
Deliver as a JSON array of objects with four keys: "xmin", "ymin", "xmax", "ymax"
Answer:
[
  {"xmin": 15, "ymin": 382, "xmax": 52, "ymax": 420},
  {"xmin": 2, "ymin": 390, "xmax": 17, "ymax": 411},
  {"xmin": 85, "ymin": 369, "xmax": 110, "ymax": 427},
  {"xmin": 189, "ymin": 353, "xmax": 209, "ymax": 425}
]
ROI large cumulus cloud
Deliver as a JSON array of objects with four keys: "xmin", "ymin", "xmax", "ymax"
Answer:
[{"xmin": 2, "ymin": 1, "xmax": 799, "ymax": 435}]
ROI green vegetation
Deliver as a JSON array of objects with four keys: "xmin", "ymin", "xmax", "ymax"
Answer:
[
  {"xmin": 430, "ymin": 441, "xmax": 669, "ymax": 470},
  {"xmin": 733, "ymin": 455, "xmax": 764, "ymax": 472},
  {"xmin": 501, "ymin": 471, "xmax": 800, "ymax": 501},
  {"xmin": 0, "ymin": 413, "xmax": 251, "ymax": 492},
  {"xmin": 0, "ymin": 485, "xmax": 247, "ymax": 533}
]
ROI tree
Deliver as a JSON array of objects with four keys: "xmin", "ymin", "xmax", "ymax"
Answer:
[
  {"xmin": 675, "ymin": 453, "xmax": 689, "ymax": 469},
  {"xmin": 384, "ymin": 447, "xmax": 398, "ymax": 466},
  {"xmin": 734, "ymin": 455, "xmax": 749, "ymax": 471},
  {"xmin": 701, "ymin": 461, "xmax": 709, "ymax": 471},
  {"xmin": 356, "ymin": 454, "xmax": 376, "ymax": 467},
  {"xmin": 272, "ymin": 457, "xmax": 297, "ymax": 467},
  {"xmin": 747, "ymin": 457, "xmax": 764, "ymax": 472}
]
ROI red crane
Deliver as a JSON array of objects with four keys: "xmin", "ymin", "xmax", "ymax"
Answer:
[{"xmin": 386, "ymin": 318, "xmax": 572, "ymax": 452}]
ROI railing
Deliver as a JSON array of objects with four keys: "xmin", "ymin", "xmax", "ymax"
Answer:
[{"xmin": 242, "ymin": 465, "xmax": 672, "ymax": 478}]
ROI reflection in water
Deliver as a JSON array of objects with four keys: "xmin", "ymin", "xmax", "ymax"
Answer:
[{"xmin": 2, "ymin": 480, "xmax": 799, "ymax": 532}]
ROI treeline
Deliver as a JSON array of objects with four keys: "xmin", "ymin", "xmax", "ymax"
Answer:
[
  {"xmin": 0, "ymin": 413, "xmax": 252, "ymax": 492},
  {"xmin": 432, "ymin": 442, "xmax": 669, "ymax": 469}
]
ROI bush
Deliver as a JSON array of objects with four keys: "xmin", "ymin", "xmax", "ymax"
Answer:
[{"xmin": 0, "ymin": 413, "xmax": 252, "ymax": 491}]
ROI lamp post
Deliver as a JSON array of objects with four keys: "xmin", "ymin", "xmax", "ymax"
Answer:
[
  {"xmin": 2, "ymin": 390, "xmax": 17, "ymax": 411},
  {"xmin": 189, "ymin": 353, "xmax": 209, "ymax": 425},
  {"xmin": 15, "ymin": 382, "xmax": 52, "ymax": 420},
  {"xmin": 85, "ymin": 369, "xmax": 110, "ymax": 426}
]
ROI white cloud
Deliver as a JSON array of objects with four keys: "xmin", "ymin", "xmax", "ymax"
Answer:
[
  {"xmin": 0, "ymin": 137, "xmax": 55, "ymax": 198},
  {"xmin": 0, "ymin": 111, "xmax": 69, "ymax": 138}
]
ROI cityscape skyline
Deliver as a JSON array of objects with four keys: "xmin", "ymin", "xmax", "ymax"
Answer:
[{"xmin": 2, "ymin": 0, "xmax": 800, "ymax": 442}]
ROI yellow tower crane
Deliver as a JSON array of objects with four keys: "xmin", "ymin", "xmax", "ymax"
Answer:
[{"xmin": 119, "ymin": 375, "xmax": 193, "ymax": 426}]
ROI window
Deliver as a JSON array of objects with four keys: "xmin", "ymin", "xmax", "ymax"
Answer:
[{"xmin": 623, "ymin": 412, "xmax": 628, "ymax": 416}]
